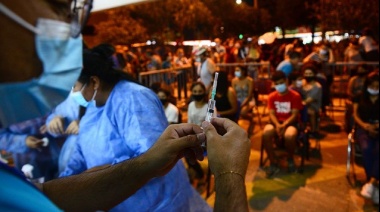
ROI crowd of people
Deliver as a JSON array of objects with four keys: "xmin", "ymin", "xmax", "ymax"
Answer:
[{"xmin": 0, "ymin": 1, "xmax": 379, "ymax": 210}]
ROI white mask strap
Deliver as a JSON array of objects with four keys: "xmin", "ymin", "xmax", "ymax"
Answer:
[{"xmin": 0, "ymin": 3, "xmax": 40, "ymax": 34}]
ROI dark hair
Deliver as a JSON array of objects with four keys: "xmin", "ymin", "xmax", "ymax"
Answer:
[
  {"xmin": 190, "ymin": 81, "xmax": 208, "ymax": 102},
  {"xmin": 288, "ymin": 71, "xmax": 302, "ymax": 84},
  {"xmin": 191, "ymin": 81, "xmax": 206, "ymax": 92},
  {"xmin": 301, "ymin": 63, "xmax": 318, "ymax": 75},
  {"xmin": 288, "ymin": 51, "xmax": 301, "ymax": 59},
  {"xmin": 272, "ymin": 71, "xmax": 286, "ymax": 82},
  {"xmin": 157, "ymin": 88, "xmax": 171, "ymax": 97},
  {"xmin": 237, "ymin": 65, "xmax": 248, "ymax": 77},
  {"xmin": 216, "ymin": 71, "xmax": 229, "ymax": 95},
  {"xmin": 79, "ymin": 43, "xmax": 138, "ymax": 86}
]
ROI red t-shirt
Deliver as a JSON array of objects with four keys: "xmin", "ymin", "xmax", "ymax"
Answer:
[{"xmin": 268, "ymin": 89, "xmax": 303, "ymax": 122}]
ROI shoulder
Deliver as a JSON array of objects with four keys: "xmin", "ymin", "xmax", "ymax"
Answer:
[{"xmin": 289, "ymin": 89, "xmax": 301, "ymax": 98}]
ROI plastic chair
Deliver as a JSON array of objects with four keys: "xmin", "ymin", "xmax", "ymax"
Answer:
[{"xmin": 254, "ymin": 78, "xmax": 274, "ymax": 116}]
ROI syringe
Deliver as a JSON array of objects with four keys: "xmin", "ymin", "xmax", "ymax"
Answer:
[
  {"xmin": 205, "ymin": 72, "xmax": 219, "ymax": 122},
  {"xmin": 202, "ymin": 72, "xmax": 219, "ymax": 147}
]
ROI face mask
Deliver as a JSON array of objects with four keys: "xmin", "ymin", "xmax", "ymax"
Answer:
[
  {"xmin": 296, "ymin": 80, "xmax": 303, "ymax": 88},
  {"xmin": 160, "ymin": 99, "xmax": 168, "ymax": 105},
  {"xmin": 304, "ymin": 76, "xmax": 315, "ymax": 82},
  {"xmin": 195, "ymin": 57, "xmax": 201, "ymax": 62},
  {"xmin": 235, "ymin": 71, "xmax": 242, "ymax": 78},
  {"xmin": 70, "ymin": 84, "xmax": 97, "ymax": 107},
  {"xmin": 275, "ymin": 83, "xmax": 287, "ymax": 93},
  {"xmin": 0, "ymin": 4, "xmax": 82, "ymax": 126},
  {"xmin": 192, "ymin": 94, "xmax": 205, "ymax": 101},
  {"xmin": 319, "ymin": 49, "xmax": 327, "ymax": 55},
  {"xmin": 367, "ymin": 88, "xmax": 379, "ymax": 95}
]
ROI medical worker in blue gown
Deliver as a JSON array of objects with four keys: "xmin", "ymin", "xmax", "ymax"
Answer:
[
  {"xmin": 46, "ymin": 95, "xmax": 83, "ymax": 175},
  {"xmin": 60, "ymin": 44, "xmax": 211, "ymax": 212}
]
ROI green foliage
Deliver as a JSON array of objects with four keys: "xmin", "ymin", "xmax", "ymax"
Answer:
[{"xmin": 90, "ymin": 0, "xmax": 379, "ymax": 44}]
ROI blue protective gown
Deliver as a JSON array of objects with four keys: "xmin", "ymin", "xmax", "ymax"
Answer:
[
  {"xmin": 46, "ymin": 96, "xmax": 80, "ymax": 175},
  {"xmin": 0, "ymin": 116, "xmax": 61, "ymax": 180},
  {"xmin": 61, "ymin": 81, "xmax": 211, "ymax": 212}
]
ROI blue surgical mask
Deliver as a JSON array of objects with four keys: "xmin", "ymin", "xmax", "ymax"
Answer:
[
  {"xmin": 367, "ymin": 88, "xmax": 379, "ymax": 95},
  {"xmin": 70, "ymin": 84, "xmax": 97, "ymax": 107},
  {"xmin": 235, "ymin": 71, "xmax": 242, "ymax": 78},
  {"xmin": 275, "ymin": 83, "xmax": 287, "ymax": 93},
  {"xmin": 0, "ymin": 4, "xmax": 82, "ymax": 126}
]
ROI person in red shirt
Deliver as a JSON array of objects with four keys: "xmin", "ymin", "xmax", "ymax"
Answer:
[{"xmin": 262, "ymin": 71, "xmax": 303, "ymax": 178}]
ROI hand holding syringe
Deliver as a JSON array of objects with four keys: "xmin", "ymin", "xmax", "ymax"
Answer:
[{"xmin": 202, "ymin": 72, "xmax": 219, "ymax": 147}]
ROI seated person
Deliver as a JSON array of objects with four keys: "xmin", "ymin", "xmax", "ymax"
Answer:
[
  {"xmin": 345, "ymin": 64, "xmax": 370, "ymax": 133},
  {"xmin": 157, "ymin": 88, "xmax": 180, "ymax": 124},
  {"xmin": 288, "ymin": 71, "xmax": 305, "ymax": 98},
  {"xmin": 262, "ymin": 71, "xmax": 303, "ymax": 178},
  {"xmin": 352, "ymin": 72, "xmax": 379, "ymax": 205},
  {"xmin": 301, "ymin": 64, "xmax": 322, "ymax": 138},
  {"xmin": 288, "ymin": 71, "xmax": 307, "ymax": 125},
  {"xmin": 347, "ymin": 63, "xmax": 370, "ymax": 101}
]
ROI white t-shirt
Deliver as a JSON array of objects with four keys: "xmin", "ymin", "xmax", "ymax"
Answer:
[
  {"xmin": 197, "ymin": 58, "xmax": 216, "ymax": 88},
  {"xmin": 187, "ymin": 101, "xmax": 217, "ymax": 126},
  {"xmin": 164, "ymin": 103, "xmax": 179, "ymax": 124},
  {"xmin": 359, "ymin": 36, "xmax": 378, "ymax": 52}
]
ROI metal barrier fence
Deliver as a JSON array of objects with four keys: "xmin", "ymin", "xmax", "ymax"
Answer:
[
  {"xmin": 138, "ymin": 65, "xmax": 194, "ymax": 100},
  {"xmin": 323, "ymin": 61, "xmax": 379, "ymax": 107},
  {"xmin": 216, "ymin": 61, "xmax": 272, "ymax": 80},
  {"xmin": 137, "ymin": 61, "xmax": 379, "ymax": 106}
]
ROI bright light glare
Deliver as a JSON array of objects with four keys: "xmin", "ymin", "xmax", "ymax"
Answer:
[{"xmin": 236, "ymin": 0, "xmax": 242, "ymax": 4}]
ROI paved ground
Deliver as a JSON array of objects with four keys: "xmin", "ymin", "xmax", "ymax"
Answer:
[{"xmin": 182, "ymin": 99, "xmax": 379, "ymax": 212}]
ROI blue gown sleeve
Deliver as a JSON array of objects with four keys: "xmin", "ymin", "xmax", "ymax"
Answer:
[
  {"xmin": 59, "ymin": 140, "xmax": 87, "ymax": 177},
  {"xmin": 46, "ymin": 96, "xmax": 79, "ymax": 137},
  {"xmin": 0, "ymin": 129, "xmax": 28, "ymax": 153}
]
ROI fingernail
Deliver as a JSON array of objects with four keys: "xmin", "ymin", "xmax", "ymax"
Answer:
[
  {"xmin": 201, "ymin": 121, "xmax": 210, "ymax": 129},
  {"xmin": 196, "ymin": 133, "xmax": 206, "ymax": 143}
]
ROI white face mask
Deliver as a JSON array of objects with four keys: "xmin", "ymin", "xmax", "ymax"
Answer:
[
  {"xmin": 195, "ymin": 57, "xmax": 201, "ymax": 62},
  {"xmin": 296, "ymin": 80, "xmax": 303, "ymax": 88},
  {"xmin": 367, "ymin": 88, "xmax": 379, "ymax": 95},
  {"xmin": 0, "ymin": 3, "xmax": 83, "ymax": 126}
]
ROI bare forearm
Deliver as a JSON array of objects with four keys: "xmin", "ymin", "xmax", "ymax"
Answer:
[
  {"xmin": 214, "ymin": 174, "xmax": 248, "ymax": 212},
  {"xmin": 41, "ymin": 156, "xmax": 152, "ymax": 212}
]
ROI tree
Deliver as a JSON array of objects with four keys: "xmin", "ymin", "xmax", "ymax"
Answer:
[{"xmin": 94, "ymin": 9, "xmax": 148, "ymax": 45}]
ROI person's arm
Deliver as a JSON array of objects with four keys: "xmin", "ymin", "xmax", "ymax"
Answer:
[
  {"xmin": 282, "ymin": 108, "xmax": 299, "ymax": 127},
  {"xmin": 202, "ymin": 118, "xmax": 250, "ymax": 212},
  {"xmin": 241, "ymin": 78, "xmax": 254, "ymax": 107},
  {"xmin": 352, "ymin": 102, "xmax": 377, "ymax": 136},
  {"xmin": 218, "ymin": 88, "xmax": 238, "ymax": 116},
  {"xmin": 328, "ymin": 49, "xmax": 335, "ymax": 63},
  {"xmin": 346, "ymin": 77, "xmax": 355, "ymax": 100},
  {"xmin": 0, "ymin": 129, "xmax": 29, "ymax": 153},
  {"xmin": 40, "ymin": 123, "xmax": 206, "ymax": 212}
]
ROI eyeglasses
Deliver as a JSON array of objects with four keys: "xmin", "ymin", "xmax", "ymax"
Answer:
[{"xmin": 70, "ymin": 0, "xmax": 93, "ymax": 38}]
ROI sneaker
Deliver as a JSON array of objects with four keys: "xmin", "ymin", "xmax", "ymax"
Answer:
[
  {"xmin": 373, "ymin": 187, "xmax": 379, "ymax": 205},
  {"xmin": 265, "ymin": 164, "xmax": 280, "ymax": 178},
  {"xmin": 361, "ymin": 182, "xmax": 375, "ymax": 199},
  {"xmin": 287, "ymin": 159, "xmax": 296, "ymax": 173}
]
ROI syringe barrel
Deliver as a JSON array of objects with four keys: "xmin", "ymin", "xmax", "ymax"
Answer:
[{"xmin": 205, "ymin": 99, "xmax": 216, "ymax": 122}]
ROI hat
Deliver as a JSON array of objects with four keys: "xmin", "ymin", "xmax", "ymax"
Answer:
[{"xmin": 192, "ymin": 46, "xmax": 207, "ymax": 56}]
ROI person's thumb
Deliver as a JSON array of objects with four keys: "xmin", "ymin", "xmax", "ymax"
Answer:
[{"xmin": 201, "ymin": 121, "xmax": 217, "ymax": 139}]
